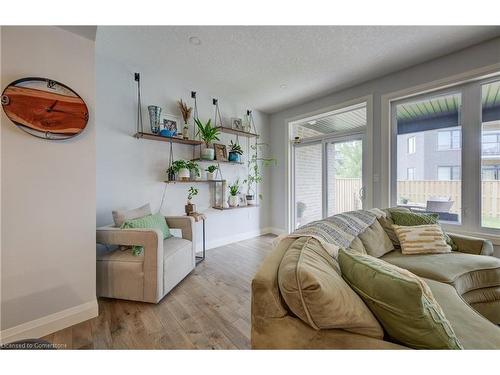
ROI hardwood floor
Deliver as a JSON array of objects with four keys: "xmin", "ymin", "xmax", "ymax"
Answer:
[{"xmin": 42, "ymin": 234, "xmax": 276, "ymax": 349}]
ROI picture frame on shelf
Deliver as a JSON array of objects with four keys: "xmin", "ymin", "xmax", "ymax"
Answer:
[
  {"xmin": 231, "ymin": 117, "xmax": 243, "ymax": 130},
  {"xmin": 160, "ymin": 113, "xmax": 179, "ymax": 137},
  {"xmin": 214, "ymin": 143, "xmax": 228, "ymax": 162}
]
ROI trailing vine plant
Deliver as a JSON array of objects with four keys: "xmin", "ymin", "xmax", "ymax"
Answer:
[{"xmin": 244, "ymin": 142, "xmax": 276, "ymax": 200}]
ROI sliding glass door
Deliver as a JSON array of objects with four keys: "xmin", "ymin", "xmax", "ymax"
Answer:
[
  {"xmin": 327, "ymin": 139, "xmax": 363, "ymax": 216},
  {"xmin": 293, "ymin": 142, "xmax": 323, "ymax": 228},
  {"xmin": 291, "ymin": 101, "xmax": 368, "ymax": 229}
]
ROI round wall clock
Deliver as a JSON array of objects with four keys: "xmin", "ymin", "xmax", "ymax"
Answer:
[{"xmin": 1, "ymin": 77, "xmax": 88, "ymax": 140}]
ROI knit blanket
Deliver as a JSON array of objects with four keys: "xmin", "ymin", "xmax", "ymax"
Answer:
[{"xmin": 273, "ymin": 208, "xmax": 386, "ymax": 259}]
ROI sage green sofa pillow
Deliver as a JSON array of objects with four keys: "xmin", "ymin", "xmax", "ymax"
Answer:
[
  {"xmin": 338, "ymin": 249, "xmax": 463, "ymax": 349},
  {"xmin": 390, "ymin": 210, "xmax": 457, "ymax": 251},
  {"xmin": 121, "ymin": 213, "xmax": 171, "ymax": 255}
]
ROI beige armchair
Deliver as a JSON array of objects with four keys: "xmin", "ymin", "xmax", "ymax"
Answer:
[{"xmin": 96, "ymin": 216, "xmax": 195, "ymax": 303}]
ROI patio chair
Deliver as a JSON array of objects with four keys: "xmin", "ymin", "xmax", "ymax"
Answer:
[{"xmin": 426, "ymin": 196, "xmax": 454, "ymax": 213}]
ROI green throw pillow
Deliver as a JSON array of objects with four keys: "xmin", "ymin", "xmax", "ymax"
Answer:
[
  {"xmin": 390, "ymin": 210, "xmax": 458, "ymax": 251},
  {"xmin": 121, "ymin": 213, "xmax": 171, "ymax": 255},
  {"xmin": 338, "ymin": 249, "xmax": 463, "ymax": 349}
]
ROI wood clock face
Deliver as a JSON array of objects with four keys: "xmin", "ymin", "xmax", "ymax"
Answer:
[{"xmin": 1, "ymin": 77, "xmax": 89, "ymax": 140}]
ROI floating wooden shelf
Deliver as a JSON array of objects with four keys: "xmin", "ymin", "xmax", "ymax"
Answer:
[
  {"xmin": 164, "ymin": 179, "xmax": 225, "ymax": 184},
  {"xmin": 212, "ymin": 205, "xmax": 259, "ymax": 210},
  {"xmin": 191, "ymin": 158, "xmax": 244, "ymax": 165},
  {"xmin": 215, "ymin": 126, "xmax": 259, "ymax": 138},
  {"xmin": 135, "ymin": 132, "xmax": 203, "ymax": 146}
]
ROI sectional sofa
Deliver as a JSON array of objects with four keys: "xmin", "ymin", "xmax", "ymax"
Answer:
[{"xmin": 251, "ymin": 208, "xmax": 500, "ymax": 349}]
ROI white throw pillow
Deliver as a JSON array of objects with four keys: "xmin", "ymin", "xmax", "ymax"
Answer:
[
  {"xmin": 392, "ymin": 224, "xmax": 451, "ymax": 255},
  {"xmin": 112, "ymin": 203, "xmax": 151, "ymax": 227}
]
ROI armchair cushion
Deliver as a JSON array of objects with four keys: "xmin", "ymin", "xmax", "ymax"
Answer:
[
  {"xmin": 112, "ymin": 203, "xmax": 151, "ymax": 227},
  {"xmin": 121, "ymin": 213, "xmax": 171, "ymax": 255}
]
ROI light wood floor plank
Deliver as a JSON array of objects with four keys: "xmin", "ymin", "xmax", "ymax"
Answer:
[{"xmin": 42, "ymin": 234, "xmax": 276, "ymax": 349}]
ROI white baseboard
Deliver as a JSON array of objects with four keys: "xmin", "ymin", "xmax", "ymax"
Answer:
[
  {"xmin": 193, "ymin": 227, "xmax": 279, "ymax": 251},
  {"xmin": 267, "ymin": 227, "xmax": 287, "ymax": 236},
  {"xmin": 0, "ymin": 299, "xmax": 98, "ymax": 345}
]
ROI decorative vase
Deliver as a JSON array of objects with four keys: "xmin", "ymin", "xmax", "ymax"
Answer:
[
  {"xmin": 148, "ymin": 105, "xmax": 162, "ymax": 134},
  {"xmin": 201, "ymin": 147, "xmax": 215, "ymax": 160},
  {"xmin": 160, "ymin": 129, "xmax": 175, "ymax": 138},
  {"xmin": 246, "ymin": 194, "xmax": 256, "ymax": 205},
  {"xmin": 229, "ymin": 195, "xmax": 239, "ymax": 207},
  {"xmin": 228, "ymin": 152, "xmax": 241, "ymax": 163},
  {"xmin": 207, "ymin": 172, "xmax": 214, "ymax": 180},
  {"xmin": 182, "ymin": 125, "xmax": 189, "ymax": 140},
  {"xmin": 178, "ymin": 168, "xmax": 190, "ymax": 181}
]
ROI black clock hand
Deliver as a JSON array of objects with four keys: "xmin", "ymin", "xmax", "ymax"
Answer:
[{"xmin": 46, "ymin": 100, "xmax": 58, "ymax": 112}]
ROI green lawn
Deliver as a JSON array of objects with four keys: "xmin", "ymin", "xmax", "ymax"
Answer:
[{"xmin": 481, "ymin": 216, "xmax": 500, "ymax": 229}]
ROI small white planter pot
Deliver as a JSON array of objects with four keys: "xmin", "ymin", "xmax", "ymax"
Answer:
[
  {"xmin": 246, "ymin": 195, "xmax": 256, "ymax": 205},
  {"xmin": 228, "ymin": 195, "xmax": 239, "ymax": 207},
  {"xmin": 190, "ymin": 169, "xmax": 199, "ymax": 180},
  {"xmin": 178, "ymin": 168, "xmax": 190, "ymax": 181},
  {"xmin": 201, "ymin": 148, "xmax": 215, "ymax": 160},
  {"xmin": 207, "ymin": 171, "xmax": 214, "ymax": 180}
]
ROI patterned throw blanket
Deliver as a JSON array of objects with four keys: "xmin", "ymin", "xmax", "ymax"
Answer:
[{"xmin": 274, "ymin": 209, "xmax": 386, "ymax": 259}]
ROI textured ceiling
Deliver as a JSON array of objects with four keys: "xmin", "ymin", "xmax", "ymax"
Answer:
[{"xmin": 96, "ymin": 26, "xmax": 500, "ymax": 114}]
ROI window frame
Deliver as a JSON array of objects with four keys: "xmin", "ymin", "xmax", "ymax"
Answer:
[
  {"xmin": 286, "ymin": 95, "xmax": 373, "ymax": 233},
  {"xmin": 388, "ymin": 75, "xmax": 500, "ymax": 237}
]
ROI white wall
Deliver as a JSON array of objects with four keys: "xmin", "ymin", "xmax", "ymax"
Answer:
[
  {"xmin": 0, "ymin": 26, "xmax": 97, "ymax": 342},
  {"xmin": 96, "ymin": 42, "xmax": 272, "ymax": 251},
  {"xmin": 270, "ymin": 37, "xmax": 500, "ymax": 233}
]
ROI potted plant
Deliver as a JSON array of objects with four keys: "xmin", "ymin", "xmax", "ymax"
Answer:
[
  {"xmin": 195, "ymin": 118, "xmax": 220, "ymax": 160},
  {"xmin": 228, "ymin": 179, "xmax": 240, "ymax": 207},
  {"xmin": 186, "ymin": 160, "xmax": 200, "ymax": 180},
  {"xmin": 167, "ymin": 160, "xmax": 190, "ymax": 181},
  {"xmin": 244, "ymin": 143, "xmax": 276, "ymax": 205},
  {"xmin": 205, "ymin": 165, "xmax": 218, "ymax": 180},
  {"xmin": 177, "ymin": 99, "xmax": 192, "ymax": 140},
  {"xmin": 185, "ymin": 186, "xmax": 199, "ymax": 215},
  {"xmin": 228, "ymin": 140, "xmax": 243, "ymax": 163}
]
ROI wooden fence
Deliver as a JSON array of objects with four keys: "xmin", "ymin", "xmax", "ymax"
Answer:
[
  {"xmin": 332, "ymin": 178, "xmax": 362, "ymax": 213},
  {"xmin": 397, "ymin": 180, "xmax": 500, "ymax": 219},
  {"xmin": 334, "ymin": 179, "xmax": 500, "ymax": 219}
]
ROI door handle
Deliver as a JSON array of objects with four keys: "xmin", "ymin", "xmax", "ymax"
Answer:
[{"xmin": 359, "ymin": 187, "xmax": 366, "ymax": 200}]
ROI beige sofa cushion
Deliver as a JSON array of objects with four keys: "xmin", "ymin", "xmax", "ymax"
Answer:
[
  {"xmin": 278, "ymin": 236, "xmax": 383, "ymax": 338},
  {"xmin": 378, "ymin": 207, "xmax": 411, "ymax": 247},
  {"xmin": 112, "ymin": 203, "xmax": 151, "ymax": 227},
  {"xmin": 382, "ymin": 249, "xmax": 500, "ymax": 295},
  {"xmin": 339, "ymin": 249, "xmax": 462, "ymax": 349},
  {"xmin": 358, "ymin": 220, "xmax": 394, "ymax": 257},
  {"xmin": 393, "ymin": 224, "xmax": 451, "ymax": 255},
  {"xmin": 349, "ymin": 237, "xmax": 367, "ymax": 254},
  {"xmin": 423, "ymin": 278, "xmax": 500, "ymax": 349}
]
